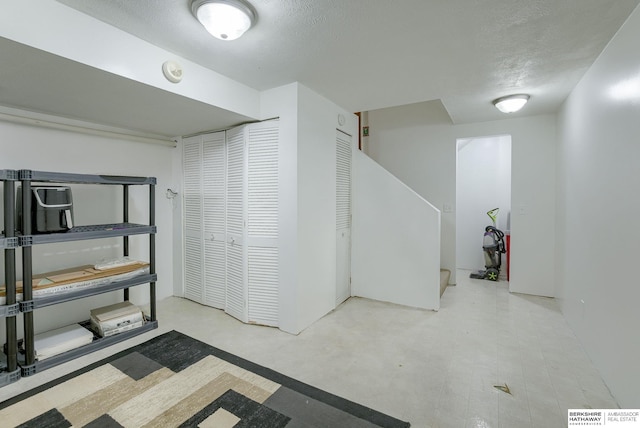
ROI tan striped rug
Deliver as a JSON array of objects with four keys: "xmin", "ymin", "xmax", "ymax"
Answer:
[{"xmin": 0, "ymin": 330, "xmax": 410, "ymax": 427}]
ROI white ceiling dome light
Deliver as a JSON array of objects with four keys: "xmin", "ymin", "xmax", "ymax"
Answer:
[
  {"xmin": 493, "ymin": 94, "xmax": 530, "ymax": 113},
  {"xmin": 191, "ymin": 0, "xmax": 255, "ymax": 41}
]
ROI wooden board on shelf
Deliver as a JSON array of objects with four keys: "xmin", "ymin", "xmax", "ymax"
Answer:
[{"xmin": 0, "ymin": 261, "xmax": 149, "ymax": 298}]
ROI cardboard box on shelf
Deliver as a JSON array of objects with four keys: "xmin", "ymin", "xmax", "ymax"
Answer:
[{"xmin": 90, "ymin": 301, "xmax": 144, "ymax": 337}]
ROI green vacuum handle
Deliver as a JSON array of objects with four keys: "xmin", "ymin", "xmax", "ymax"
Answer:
[{"xmin": 487, "ymin": 208, "xmax": 499, "ymax": 225}]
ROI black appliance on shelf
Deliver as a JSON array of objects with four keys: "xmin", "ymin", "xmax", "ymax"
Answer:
[{"xmin": 17, "ymin": 186, "xmax": 74, "ymax": 233}]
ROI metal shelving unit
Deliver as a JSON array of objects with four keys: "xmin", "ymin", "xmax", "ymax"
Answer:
[
  {"xmin": 17, "ymin": 169, "xmax": 158, "ymax": 377},
  {"xmin": 1, "ymin": 169, "xmax": 20, "ymax": 387}
]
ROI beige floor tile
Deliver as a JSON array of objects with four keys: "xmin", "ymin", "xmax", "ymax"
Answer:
[{"xmin": 0, "ymin": 269, "xmax": 620, "ymax": 428}]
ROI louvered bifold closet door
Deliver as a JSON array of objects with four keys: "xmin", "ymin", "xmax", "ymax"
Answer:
[
  {"xmin": 202, "ymin": 133, "xmax": 227, "ymax": 309},
  {"xmin": 336, "ymin": 129, "xmax": 352, "ymax": 305},
  {"xmin": 183, "ymin": 136, "xmax": 204, "ymax": 304},
  {"xmin": 246, "ymin": 120, "xmax": 279, "ymax": 327},
  {"xmin": 225, "ymin": 126, "xmax": 248, "ymax": 322}
]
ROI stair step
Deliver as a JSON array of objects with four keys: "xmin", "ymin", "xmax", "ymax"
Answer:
[{"xmin": 440, "ymin": 269, "xmax": 451, "ymax": 297}]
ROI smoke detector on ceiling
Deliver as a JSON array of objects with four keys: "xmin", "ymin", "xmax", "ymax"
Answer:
[{"xmin": 162, "ymin": 61, "xmax": 183, "ymax": 83}]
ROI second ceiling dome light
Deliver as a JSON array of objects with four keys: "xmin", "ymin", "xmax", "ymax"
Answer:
[{"xmin": 492, "ymin": 94, "xmax": 530, "ymax": 113}]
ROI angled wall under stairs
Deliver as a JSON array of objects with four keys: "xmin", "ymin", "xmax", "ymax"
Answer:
[{"xmin": 351, "ymin": 150, "xmax": 441, "ymax": 310}]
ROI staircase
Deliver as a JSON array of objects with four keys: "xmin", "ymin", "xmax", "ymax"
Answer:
[
  {"xmin": 440, "ymin": 269, "xmax": 451, "ymax": 297},
  {"xmin": 351, "ymin": 149, "xmax": 441, "ymax": 311}
]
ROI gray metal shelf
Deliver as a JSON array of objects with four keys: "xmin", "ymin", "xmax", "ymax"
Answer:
[
  {"xmin": 20, "ymin": 223, "xmax": 156, "ymax": 246},
  {"xmin": 19, "ymin": 170, "xmax": 156, "ymax": 185},
  {"xmin": 18, "ymin": 170, "xmax": 157, "ymax": 377},
  {"xmin": 19, "ymin": 318, "xmax": 158, "ymax": 376},
  {"xmin": 20, "ymin": 273, "xmax": 157, "ymax": 311}
]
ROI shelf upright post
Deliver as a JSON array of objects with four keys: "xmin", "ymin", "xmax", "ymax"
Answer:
[
  {"xmin": 123, "ymin": 184, "xmax": 129, "ymax": 302},
  {"xmin": 3, "ymin": 176, "xmax": 17, "ymax": 373},
  {"xmin": 150, "ymin": 182, "xmax": 156, "ymax": 321},
  {"xmin": 20, "ymin": 173, "xmax": 35, "ymax": 367}
]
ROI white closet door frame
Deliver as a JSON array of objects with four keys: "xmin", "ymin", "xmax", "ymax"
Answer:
[
  {"xmin": 225, "ymin": 125, "xmax": 248, "ymax": 323},
  {"xmin": 336, "ymin": 129, "xmax": 352, "ymax": 306},
  {"xmin": 246, "ymin": 119, "xmax": 279, "ymax": 326},
  {"xmin": 202, "ymin": 132, "xmax": 227, "ymax": 309},
  {"xmin": 183, "ymin": 135, "xmax": 204, "ymax": 304}
]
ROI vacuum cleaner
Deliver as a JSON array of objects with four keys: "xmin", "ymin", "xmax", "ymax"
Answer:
[{"xmin": 470, "ymin": 208, "xmax": 506, "ymax": 281}]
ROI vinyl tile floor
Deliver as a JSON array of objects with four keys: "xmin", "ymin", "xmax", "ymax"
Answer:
[{"xmin": 0, "ymin": 270, "xmax": 618, "ymax": 427}]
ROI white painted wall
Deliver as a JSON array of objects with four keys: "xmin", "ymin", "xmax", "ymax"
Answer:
[
  {"xmin": 456, "ymin": 135, "xmax": 511, "ymax": 270},
  {"xmin": 295, "ymin": 85, "xmax": 342, "ymax": 330},
  {"xmin": 366, "ymin": 101, "xmax": 456, "ymax": 283},
  {"xmin": 260, "ymin": 83, "xmax": 358, "ymax": 334},
  {"xmin": 366, "ymin": 104, "xmax": 556, "ymax": 297},
  {"xmin": 0, "ymin": 119, "xmax": 175, "ymax": 343},
  {"xmin": 260, "ymin": 84, "xmax": 299, "ymax": 334},
  {"xmin": 556, "ymin": 6, "xmax": 640, "ymax": 408},
  {"xmin": 352, "ymin": 152, "xmax": 441, "ymax": 310}
]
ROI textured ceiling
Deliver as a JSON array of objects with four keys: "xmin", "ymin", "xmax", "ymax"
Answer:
[{"xmin": 54, "ymin": 0, "xmax": 640, "ymax": 124}]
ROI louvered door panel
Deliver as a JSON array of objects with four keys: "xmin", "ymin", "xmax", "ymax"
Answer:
[
  {"xmin": 246, "ymin": 121, "xmax": 279, "ymax": 326},
  {"xmin": 202, "ymin": 133, "xmax": 226, "ymax": 309},
  {"xmin": 204, "ymin": 240, "xmax": 226, "ymax": 308},
  {"xmin": 225, "ymin": 126, "xmax": 247, "ymax": 322},
  {"xmin": 203, "ymin": 134, "xmax": 226, "ymax": 235},
  {"xmin": 184, "ymin": 197, "xmax": 201, "ymax": 232},
  {"xmin": 184, "ymin": 140, "xmax": 202, "ymax": 194},
  {"xmin": 184, "ymin": 139, "xmax": 203, "ymax": 235},
  {"xmin": 225, "ymin": 243, "xmax": 245, "ymax": 320},
  {"xmin": 183, "ymin": 137, "xmax": 203, "ymax": 303},
  {"xmin": 248, "ymin": 125, "xmax": 279, "ymax": 239},
  {"xmin": 226, "ymin": 128, "xmax": 245, "ymax": 238},
  {"xmin": 336, "ymin": 130, "xmax": 352, "ymax": 231},
  {"xmin": 248, "ymin": 246, "xmax": 279, "ymax": 325},
  {"xmin": 184, "ymin": 236, "xmax": 203, "ymax": 302}
]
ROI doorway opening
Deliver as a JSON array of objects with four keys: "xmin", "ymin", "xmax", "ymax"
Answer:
[{"xmin": 456, "ymin": 135, "xmax": 511, "ymax": 280}]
